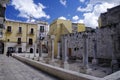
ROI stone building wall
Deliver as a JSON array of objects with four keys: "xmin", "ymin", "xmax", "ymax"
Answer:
[
  {"xmin": 61, "ymin": 30, "xmax": 95, "ymax": 60},
  {"xmin": 99, "ymin": 5, "xmax": 120, "ymax": 27},
  {"xmin": 61, "ymin": 23, "xmax": 120, "ymax": 61}
]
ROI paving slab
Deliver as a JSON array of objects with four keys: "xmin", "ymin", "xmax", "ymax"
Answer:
[{"xmin": 0, "ymin": 54, "xmax": 58, "ymax": 80}]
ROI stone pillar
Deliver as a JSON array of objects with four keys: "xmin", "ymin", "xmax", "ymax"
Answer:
[
  {"xmin": 51, "ymin": 35, "xmax": 55, "ymax": 62},
  {"xmin": 111, "ymin": 34, "xmax": 118, "ymax": 66},
  {"xmin": 64, "ymin": 38, "xmax": 68, "ymax": 63},
  {"xmin": 57, "ymin": 42, "xmax": 60, "ymax": 59},
  {"xmin": 80, "ymin": 32, "xmax": 92, "ymax": 74},
  {"xmin": 33, "ymin": 44, "xmax": 36, "ymax": 59},
  {"xmin": 83, "ymin": 33, "xmax": 89, "ymax": 68},
  {"xmin": 40, "ymin": 41, "xmax": 43, "ymax": 60},
  {"xmin": 92, "ymin": 39, "xmax": 98, "ymax": 65},
  {"xmin": 38, "ymin": 41, "xmax": 43, "ymax": 61},
  {"xmin": 64, "ymin": 38, "xmax": 69, "ymax": 69}
]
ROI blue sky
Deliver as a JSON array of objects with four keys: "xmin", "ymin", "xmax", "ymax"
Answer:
[{"xmin": 5, "ymin": 0, "xmax": 119, "ymax": 28}]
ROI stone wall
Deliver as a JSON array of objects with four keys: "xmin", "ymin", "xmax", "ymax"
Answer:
[
  {"xmin": 61, "ymin": 23, "xmax": 120, "ymax": 60},
  {"xmin": 13, "ymin": 54, "xmax": 101, "ymax": 80}
]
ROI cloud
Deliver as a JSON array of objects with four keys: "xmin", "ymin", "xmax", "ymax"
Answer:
[
  {"xmin": 77, "ymin": 0, "xmax": 119, "ymax": 28},
  {"xmin": 73, "ymin": 19, "xmax": 84, "ymax": 23},
  {"xmin": 11, "ymin": 0, "xmax": 50, "ymax": 21},
  {"xmin": 58, "ymin": 16, "xmax": 67, "ymax": 20},
  {"xmin": 77, "ymin": 4, "xmax": 93, "ymax": 12},
  {"xmin": 72, "ymin": 15, "xmax": 79, "ymax": 21},
  {"xmin": 79, "ymin": 0, "xmax": 85, "ymax": 3},
  {"xmin": 72, "ymin": 15, "xmax": 84, "ymax": 23},
  {"xmin": 77, "ymin": 19, "xmax": 84, "ymax": 23},
  {"xmin": 60, "ymin": 0, "xmax": 67, "ymax": 6}
]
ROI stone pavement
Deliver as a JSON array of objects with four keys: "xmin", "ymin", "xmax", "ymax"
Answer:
[{"xmin": 0, "ymin": 54, "xmax": 58, "ymax": 80}]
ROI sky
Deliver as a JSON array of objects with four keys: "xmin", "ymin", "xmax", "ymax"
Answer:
[{"xmin": 5, "ymin": 0, "xmax": 120, "ymax": 28}]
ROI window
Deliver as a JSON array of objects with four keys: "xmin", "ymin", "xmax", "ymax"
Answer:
[
  {"xmin": 17, "ymin": 38, "xmax": 21, "ymax": 44},
  {"xmin": 30, "ymin": 28, "xmax": 34, "ymax": 34},
  {"xmin": 7, "ymin": 39, "xmax": 10, "ymax": 42},
  {"xmin": 18, "ymin": 48, "xmax": 22, "ymax": 53},
  {"xmin": 0, "ymin": 5, "xmax": 5, "ymax": 17},
  {"xmin": 18, "ymin": 27, "xmax": 22, "ymax": 33},
  {"xmin": 7, "ymin": 26, "xmax": 12, "ymax": 32},
  {"xmin": 0, "ymin": 24, "xmax": 3, "ymax": 28},
  {"xmin": 40, "ymin": 26, "xmax": 44, "ymax": 32},
  {"xmin": 8, "ymin": 47, "xmax": 15, "ymax": 53},
  {"xmin": 29, "ymin": 38, "xmax": 33, "ymax": 45}
]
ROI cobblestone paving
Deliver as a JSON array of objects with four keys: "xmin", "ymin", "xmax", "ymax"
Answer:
[{"xmin": 0, "ymin": 54, "xmax": 58, "ymax": 80}]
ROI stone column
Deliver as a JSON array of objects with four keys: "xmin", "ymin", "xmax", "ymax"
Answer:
[
  {"xmin": 92, "ymin": 39, "xmax": 98, "ymax": 65},
  {"xmin": 83, "ymin": 33, "xmax": 89, "ymax": 68},
  {"xmin": 64, "ymin": 38, "xmax": 68, "ymax": 63},
  {"xmin": 38, "ymin": 41, "xmax": 43, "ymax": 61},
  {"xmin": 33, "ymin": 44, "xmax": 36, "ymax": 59},
  {"xmin": 111, "ymin": 34, "xmax": 118, "ymax": 66},
  {"xmin": 57, "ymin": 42, "xmax": 60, "ymax": 59},
  {"xmin": 80, "ymin": 32, "xmax": 92, "ymax": 74},
  {"xmin": 40, "ymin": 41, "xmax": 43, "ymax": 60},
  {"xmin": 51, "ymin": 35, "xmax": 55, "ymax": 62},
  {"xmin": 64, "ymin": 38, "xmax": 69, "ymax": 69}
]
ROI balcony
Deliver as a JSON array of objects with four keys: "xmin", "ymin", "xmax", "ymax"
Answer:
[
  {"xmin": 28, "ymin": 42, "xmax": 33, "ymax": 45},
  {"xmin": 30, "ymin": 31, "xmax": 34, "ymax": 34},
  {"xmin": 17, "ymin": 31, "xmax": 22, "ymax": 34},
  {"xmin": 28, "ymin": 31, "xmax": 34, "ymax": 36},
  {"xmin": 6, "ymin": 29, "xmax": 12, "ymax": 33}
]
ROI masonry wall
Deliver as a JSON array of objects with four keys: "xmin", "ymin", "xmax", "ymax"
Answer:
[{"xmin": 61, "ymin": 23, "xmax": 120, "ymax": 61}]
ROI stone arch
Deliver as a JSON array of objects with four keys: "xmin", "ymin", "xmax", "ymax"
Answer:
[{"xmin": 30, "ymin": 48, "xmax": 33, "ymax": 53}]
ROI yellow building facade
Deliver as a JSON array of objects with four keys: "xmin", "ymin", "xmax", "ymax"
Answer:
[
  {"xmin": 77, "ymin": 23, "xmax": 85, "ymax": 32},
  {"xmin": 48, "ymin": 19, "xmax": 86, "ymax": 57},
  {"xmin": 49, "ymin": 19, "xmax": 72, "ymax": 57},
  {"xmin": 1, "ymin": 20, "xmax": 38, "ymax": 54}
]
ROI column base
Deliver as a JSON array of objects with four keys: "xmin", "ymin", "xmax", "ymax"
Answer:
[
  {"xmin": 51, "ymin": 59, "xmax": 55, "ymax": 62},
  {"xmin": 111, "ymin": 59, "xmax": 119, "ymax": 72},
  {"xmin": 111, "ymin": 59, "xmax": 118, "ymax": 65},
  {"xmin": 37, "ymin": 57, "xmax": 43, "ymax": 61},
  {"xmin": 40, "ymin": 57, "xmax": 43, "ymax": 61},
  {"xmin": 57, "ymin": 56, "xmax": 60, "ymax": 59},
  {"xmin": 79, "ymin": 66, "xmax": 92, "ymax": 74},
  {"xmin": 33, "ymin": 57, "xmax": 38, "ymax": 61},
  {"xmin": 49, "ymin": 60, "xmax": 55, "ymax": 66},
  {"xmin": 92, "ymin": 59, "xmax": 98, "ymax": 65},
  {"xmin": 64, "ymin": 61, "xmax": 69, "ymax": 70}
]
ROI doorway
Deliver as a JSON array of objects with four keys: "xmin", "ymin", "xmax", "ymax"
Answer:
[
  {"xmin": 30, "ymin": 48, "xmax": 33, "ymax": 53},
  {"xmin": 0, "ymin": 42, "xmax": 4, "ymax": 54},
  {"xmin": 68, "ymin": 48, "xmax": 72, "ymax": 57},
  {"xmin": 18, "ymin": 48, "xmax": 22, "ymax": 53}
]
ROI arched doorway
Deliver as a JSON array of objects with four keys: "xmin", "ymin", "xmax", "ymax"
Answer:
[
  {"xmin": 18, "ymin": 48, "xmax": 22, "ymax": 53},
  {"xmin": 0, "ymin": 42, "xmax": 4, "ymax": 54},
  {"xmin": 30, "ymin": 48, "xmax": 33, "ymax": 53}
]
